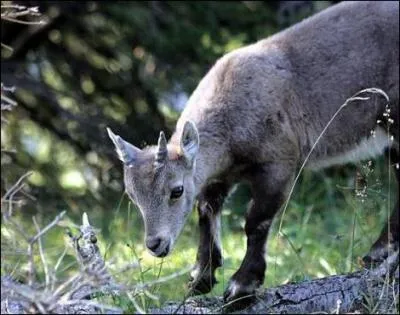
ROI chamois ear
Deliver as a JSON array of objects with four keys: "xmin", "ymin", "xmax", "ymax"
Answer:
[
  {"xmin": 180, "ymin": 120, "xmax": 199, "ymax": 168},
  {"xmin": 106, "ymin": 127, "xmax": 141, "ymax": 165}
]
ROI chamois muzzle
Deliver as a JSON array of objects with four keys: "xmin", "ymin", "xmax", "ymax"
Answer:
[{"xmin": 145, "ymin": 235, "xmax": 171, "ymax": 257}]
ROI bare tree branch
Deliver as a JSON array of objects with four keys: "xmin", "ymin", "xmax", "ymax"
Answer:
[
  {"xmin": 1, "ymin": 171, "xmax": 32, "ymax": 218},
  {"xmin": 32, "ymin": 217, "xmax": 50, "ymax": 292},
  {"xmin": 29, "ymin": 211, "xmax": 66, "ymax": 244}
]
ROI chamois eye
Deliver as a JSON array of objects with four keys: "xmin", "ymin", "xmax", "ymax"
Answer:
[{"xmin": 170, "ymin": 186, "xmax": 184, "ymax": 199}]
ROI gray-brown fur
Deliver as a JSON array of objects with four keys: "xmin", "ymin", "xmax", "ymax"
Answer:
[{"xmin": 108, "ymin": 1, "xmax": 399, "ymax": 306}]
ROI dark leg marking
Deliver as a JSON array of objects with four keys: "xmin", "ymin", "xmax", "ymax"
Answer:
[
  {"xmin": 223, "ymin": 163, "xmax": 293, "ymax": 308},
  {"xmin": 188, "ymin": 181, "xmax": 230, "ymax": 295}
]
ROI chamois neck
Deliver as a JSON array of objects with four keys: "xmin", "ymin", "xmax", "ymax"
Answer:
[{"xmin": 192, "ymin": 142, "xmax": 231, "ymax": 196}]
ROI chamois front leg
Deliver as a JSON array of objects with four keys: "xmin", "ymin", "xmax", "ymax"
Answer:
[
  {"xmin": 188, "ymin": 181, "xmax": 230, "ymax": 295},
  {"xmin": 223, "ymin": 163, "xmax": 293, "ymax": 306}
]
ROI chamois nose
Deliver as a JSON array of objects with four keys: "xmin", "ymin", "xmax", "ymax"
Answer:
[
  {"xmin": 145, "ymin": 236, "xmax": 171, "ymax": 257},
  {"xmin": 146, "ymin": 236, "xmax": 162, "ymax": 252}
]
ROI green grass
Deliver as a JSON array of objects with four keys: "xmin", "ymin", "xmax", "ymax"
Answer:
[{"xmin": 1, "ymin": 157, "xmax": 396, "ymax": 313}]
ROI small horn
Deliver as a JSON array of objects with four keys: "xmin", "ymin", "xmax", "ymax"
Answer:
[{"xmin": 154, "ymin": 131, "xmax": 167, "ymax": 169}]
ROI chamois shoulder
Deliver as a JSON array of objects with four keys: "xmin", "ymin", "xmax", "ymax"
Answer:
[{"xmin": 213, "ymin": 43, "xmax": 292, "ymax": 85}]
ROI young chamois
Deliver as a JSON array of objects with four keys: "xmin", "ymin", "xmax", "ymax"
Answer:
[{"xmin": 107, "ymin": 1, "xmax": 399, "ymax": 304}]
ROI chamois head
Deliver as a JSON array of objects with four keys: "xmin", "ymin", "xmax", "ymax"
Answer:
[{"xmin": 107, "ymin": 121, "xmax": 199, "ymax": 257}]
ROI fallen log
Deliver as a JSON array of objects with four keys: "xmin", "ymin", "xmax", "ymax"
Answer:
[{"xmin": 151, "ymin": 251, "xmax": 399, "ymax": 314}]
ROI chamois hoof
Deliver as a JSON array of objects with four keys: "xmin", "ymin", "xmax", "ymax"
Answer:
[
  {"xmin": 187, "ymin": 268, "xmax": 218, "ymax": 295},
  {"xmin": 362, "ymin": 253, "xmax": 386, "ymax": 269},
  {"xmin": 362, "ymin": 240, "xmax": 398, "ymax": 269},
  {"xmin": 222, "ymin": 279, "xmax": 259, "ymax": 311}
]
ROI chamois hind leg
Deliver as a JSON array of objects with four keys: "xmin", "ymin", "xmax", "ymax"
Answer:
[
  {"xmin": 223, "ymin": 162, "xmax": 294, "ymax": 308},
  {"xmin": 363, "ymin": 147, "xmax": 399, "ymax": 268},
  {"xmin": 188, "ymin": 181, "xmax": 231, "ymax": 295}
]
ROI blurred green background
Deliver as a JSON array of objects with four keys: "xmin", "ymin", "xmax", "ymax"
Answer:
[{"xmin": 1, "ymin": 1, "xmax": 396, "ymax": 312}]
